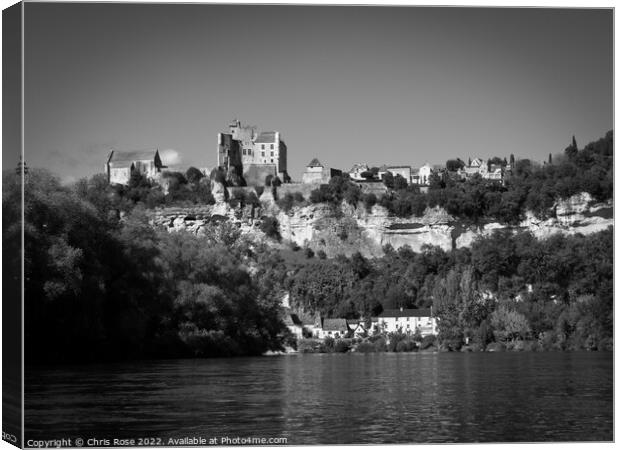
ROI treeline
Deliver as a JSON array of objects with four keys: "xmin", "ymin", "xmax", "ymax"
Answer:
[
  {"xmin": 308, "ymin": 131, "xmax": 613, "ymax": 223},
  {"xmin": 9, "ymin": 169, "xmax": 290, "ymax": 363},
  {"xmin": 285, "ymin": 227, "xmax": 613, "ymax": 351},
  {"xmin": 75, "ymin": 167, "xmax": 217, "ymax": 213}
]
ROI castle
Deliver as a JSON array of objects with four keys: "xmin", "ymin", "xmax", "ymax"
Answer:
[{"xmin": 218, "ymin": 119, "xmax": 289, "ymax": 186}]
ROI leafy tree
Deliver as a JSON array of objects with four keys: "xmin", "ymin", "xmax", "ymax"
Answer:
[
  {"xmin": 360, "ymin": 171, "xmax": 375, "ymax": 180},
  {"xmin": 490, "ymin": 305, "xmax": 531, "ymax": 342},
  {"xmin": 382, "ymin": 172, "xmax": 394, "ymax": 189},
  {"xmin": 393, "ymin": 174, "xmax": 408, "ymax": 190},
  {"xmin": 446, "ymin": 159, "xmax": 465, "ymax": 171},
  {"xmin": 186, "ymin": 167, "xmax": 204, "ymax": 184}
]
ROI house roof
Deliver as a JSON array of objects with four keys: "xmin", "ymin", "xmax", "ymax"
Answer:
[
  {"xmin": 254, "ymin": 131, "xmax": 277, "ymax": 143},
  {"xmin": 322, "ymin": 318, "xmax": 349, "ymax": 331},
  {"xmin": 109, "ymin": 149, "xmax": 159, "ymax": 163},
  {"xmin": 307, "ymin": 158, "xmax": 323, "ymax": 168},
  {"xmin": 301, "ymin": 318, "xmax": 316, "ymax": 326},
  {"xmin": 378, "ymin": 308, "xmax": 433, "ymax": 318}
]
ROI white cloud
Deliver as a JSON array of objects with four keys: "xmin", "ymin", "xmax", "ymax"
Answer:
[{"xmin": 159, "ymin": 148, "xmax": 181, "ymax": 166}]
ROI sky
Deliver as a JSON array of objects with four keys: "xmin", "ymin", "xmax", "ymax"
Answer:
[{"xmin": 15, "ymin": 3, "xmax": 613, "ymax": 182}]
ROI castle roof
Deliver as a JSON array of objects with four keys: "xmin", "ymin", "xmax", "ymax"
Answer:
[
  {"xmin": 307, "ymin": 158, "xmax": 323, "ymax": 168},
  {"xmin": 255, "ymin": 131, "xmax": 278, "ymax": 143},
  {"xmin": 108, "ymin": 149, "xmax": 160, "ymax": 163}
]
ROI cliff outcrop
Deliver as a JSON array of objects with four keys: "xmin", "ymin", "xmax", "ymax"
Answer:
[{"xmin": 146, "ymin": 190, "xmax": 613, "ymax": 258}]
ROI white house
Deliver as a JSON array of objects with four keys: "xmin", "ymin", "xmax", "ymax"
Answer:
[
  {"xmin": 349, "ymin": 163, "xmax": 371, "ymax": 181},
  {"xmin": 412, "ymin": 163, "xmax": 434, "ymax": 186},
  {"xmin": 316, "ymin": 318, "xmax": 350, "ymax": 339},
  {"xmin": 375, "ymin": 307, "xmax": 437, "ymax": 336}
]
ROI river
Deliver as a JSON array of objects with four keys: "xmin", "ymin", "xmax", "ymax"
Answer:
[{"xmin": 25, "ymin": 352, "xmax": 612, "ymax": 444}]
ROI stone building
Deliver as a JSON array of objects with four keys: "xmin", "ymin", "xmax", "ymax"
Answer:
[
  {"xmin": 378, "ymin": 165, "xmax": 412, "ymax": 184},
  {"xmin": 411, "ymin": 163, "xmax": 434, "ymax": 186},
  {"xmin": 105, "ymin": 149, "xmax": 164, "ymax": 185},
  {"xmin": 376, "ymin": 307, "xmax": 437, "ymax": 336},
  {"xmin": 348, "ymin": 163, "xmax": 370, "ymax": 181},
  {"xmin": 301, "ymin": 158, "xmax": 342, "ymax": 184},
  {"xmin": 217, "ymin": 119, "xmax": 289, "ymax": 186}
]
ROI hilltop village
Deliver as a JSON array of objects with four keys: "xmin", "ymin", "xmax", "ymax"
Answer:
[{"xmin": 104, "ymin": 118, "xmax": 515, "ymax": 192}]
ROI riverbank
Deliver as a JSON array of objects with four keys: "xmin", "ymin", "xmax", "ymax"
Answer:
[{"xmin": 293, "ymin": 335, "xmax": 613, "ymax": 354}]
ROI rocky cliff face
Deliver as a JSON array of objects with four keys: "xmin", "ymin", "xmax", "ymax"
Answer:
[{"xmin": 146, "ymin": 189, "xmax": 613, "ymax": 258}]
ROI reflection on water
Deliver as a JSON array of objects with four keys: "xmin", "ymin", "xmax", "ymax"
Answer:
[{"xmin": 25, "ymin": 352, "xmax": 612, "ymax": 444}]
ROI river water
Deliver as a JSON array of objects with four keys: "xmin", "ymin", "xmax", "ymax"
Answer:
[{"xmin": 25, "ymin": 352, "xmax": 612, "ymax": 444}]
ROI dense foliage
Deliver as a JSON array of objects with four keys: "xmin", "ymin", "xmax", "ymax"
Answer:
[
  {"xmin": 285, "ymin": 228, "xmax": 613, "ymax": 351},
  {"xmin": 12, "ymin": 170, "xmax": 288, "ymax": 363}
]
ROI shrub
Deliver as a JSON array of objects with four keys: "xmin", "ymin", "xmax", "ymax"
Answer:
[
  {"xmin": 334, "ymin": 339, "xmax": 351, "ymax": 353},
  {"xmin": 304, "ymin": 247, "xmax": 315, "ymax": 259},
  {"xmin": 356, "ymin": 341, "xmax": 376, "ymax": 353},
  {"xmin": 420, "ymin": 334, "xmax": 437, "ymax": 350},
  {"xmin": 317, "ymin": 250, "xmax": 327, "ymax": 260},
  {"xmin": 372, "ymin": 337, "xmax": 387, "ymax": 352},
  {"xmin": 395, "ymin": 339, "xmax": 416, "ymax": 352},
  {"xmin": 362, "ymin": 193, "xmax": 377, "ymax": 212},
  {"xmin": 320, "ymin": 336, "xmax": 335, "ymax": 353},
  {"xmin": 260, "ymin": 217, "xmax": 281, "ymax": 241}
]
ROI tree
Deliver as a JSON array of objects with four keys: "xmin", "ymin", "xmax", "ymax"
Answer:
[
  {"xmin": 186, "ymin": 167, "xmax": 204, "ymax": 184},
  {"xmin": 360, "ymin": 171, "xmax": 375, "ymax": 181},
  {"xmin": 490, "ymin": 305, "xmax": 531, "ymax": 342},
  {"xmin": 382, "ymin": 172, "xmax": 394, "ymax": 189},
  {"xmin": 393, "ymin": 174, "xmax": 408, "ymax": 190},
  {"xmin": 428, "ymin": 172, "xmax": 444, "ymax": 190},
  {"xmin": 565, "ymin": 135, "xmax": 578, "ymax": 159},
  {"xmin": 446, "ymin": 159, "xmax": 465, "ymax": 171}
]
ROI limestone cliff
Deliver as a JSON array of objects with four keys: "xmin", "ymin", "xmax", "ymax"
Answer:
[{"xmin": 146, "ymin": 190, "xmax": 613, "ymax": 258}]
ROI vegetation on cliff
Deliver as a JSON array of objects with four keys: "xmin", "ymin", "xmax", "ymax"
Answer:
[
  {"xmin": 308, "ymin": 131, "xmax": 613, "ymax": 224},
  {"xmin": 10, "ymin": 169, "xmax": 288, "ymax": 363},
  {"xmin": 285, "ymin": 227, "xmax": 613, "ymax": 351}
]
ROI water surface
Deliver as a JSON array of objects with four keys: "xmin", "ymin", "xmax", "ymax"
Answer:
[{"xmin": 25, "ymin": 352, "xmax": 613, "ymax": 444}]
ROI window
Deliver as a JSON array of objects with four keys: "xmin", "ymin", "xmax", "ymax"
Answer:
[
  {"xmin": 271, "ymin": 158, "xmax": 274, "ymax": 163},
  {"xmin": 242, "ymin": 149, "xmax": 246, "ymax": 155},
  {"xmin": 270, "ymin": 144, "xmax": 274, "ymax": 150},
  {"xmin": 270, "ymin": 151, "xmax": 274, "ymax": 157},
  {"xmin": 261, "ymin": 151, "xmax": 265, "ymax": 157},
  {"xmin": 261, "ymin": 144, "xmax": 265, "ymax": 150}
]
